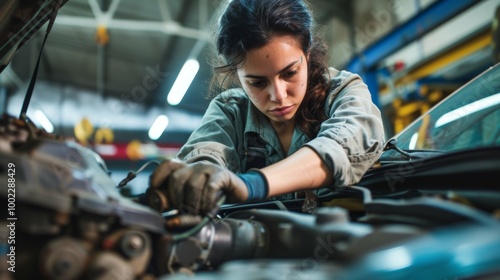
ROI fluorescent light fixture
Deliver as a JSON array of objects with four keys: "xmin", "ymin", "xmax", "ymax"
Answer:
[
  {"xmin": 148, "ymin": 115, "xmax": 169, "ymax": 140},
  {"xmin": 409, "ymin": 132, "xmax": 418, "ymax": 150},
  {"xmin": 33, "ymin": 110, "xmax": 54, "ymax": 133},
  {"xmin": 167, "ymin": 59, "xmax": 200, "ymax": 106},
  {"xmin": 435, "ymin": 93, "xmax": 500, "ymax": 127}
]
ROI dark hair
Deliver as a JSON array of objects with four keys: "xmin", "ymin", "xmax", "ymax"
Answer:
[{"xmin": 210, "ymin": 0, "xmax": 330, "ymax": 138}]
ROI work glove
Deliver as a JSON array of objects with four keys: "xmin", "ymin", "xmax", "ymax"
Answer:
[{"xmin": 149, "ymin": 159, "xmax": 250, "ymax": 215}]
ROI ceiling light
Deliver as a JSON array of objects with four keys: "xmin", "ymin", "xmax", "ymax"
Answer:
[
  {"xmin": 167, "ymin": 59, "xmax": 200, "ymax": 106},
  {"xmin": 33, "ymin": 110, "xmax": 54, "ymax": 133},
  {"xmin": 148, "ymin": 115, "xmax": 169, "ymax": 140}
]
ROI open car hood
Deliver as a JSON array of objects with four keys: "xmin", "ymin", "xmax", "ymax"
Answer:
[{"xmin": 0, "ymin": 0, "xmax": 68, "ymax": 73}]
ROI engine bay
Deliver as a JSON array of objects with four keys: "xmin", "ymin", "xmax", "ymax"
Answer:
[{"xmin": 1, "ymin": 114, "xmax": 500, "ymax": 280}]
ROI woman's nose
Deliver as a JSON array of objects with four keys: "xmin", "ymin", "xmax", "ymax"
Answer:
[{"xmin": 269, "ymin": 81, "xmax": 287, "ymax": 102}]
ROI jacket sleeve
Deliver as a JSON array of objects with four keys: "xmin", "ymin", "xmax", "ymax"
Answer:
[
  {"xmin": 303, "ymin": 68, "xmax": 385, "ymax": 187},
  {"xmin": 176, "ymin": 90, "xmax": 245, "ymax": 173}
]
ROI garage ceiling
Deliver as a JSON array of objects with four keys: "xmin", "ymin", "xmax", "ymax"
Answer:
[
  {"xmin": 2, "ymin": 0, "xmax": 359, "ymax": 145},
  {"xmin": 10, "ymin": 0, "xmax": 221, "ymax": 114}
]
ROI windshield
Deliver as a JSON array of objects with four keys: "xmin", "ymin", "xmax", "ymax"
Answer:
[{"xmin": 389, "ymin": 63, "xmax": 500, "ymax": 154}]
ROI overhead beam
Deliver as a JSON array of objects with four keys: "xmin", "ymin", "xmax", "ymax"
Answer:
[
  {"xmin": 55, "ymin": 16, "xmax": 209, "ymax": 40},
  {"xmin": 158, "ymin": 0, "xmax": 172, "ymax": 22},
  {"xmin": 400, "ymin": 30, "xmax": 492, "ymax": 85},
  {"xmin": 103, "ymin": 0, "xmax": 120, "ymax": 23},
  {"xmin": 88, "ymin": 0, "xmax": 104, "ymax": 19},
  {"xmin": 378, "ymin": 29, "xmax": 493, "ymax": 103},
  {"xmin": 188, "ymin": 0, "xmax": 229, "ymax": 59},
  {"xmin": 345, "ymin": 0, "xmax": 479, "ymax": 73}
]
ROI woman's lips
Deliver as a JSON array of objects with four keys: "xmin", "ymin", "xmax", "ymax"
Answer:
[{"xmin": 270, "ymin": 105, "xmax": 294, "ymax": 116}]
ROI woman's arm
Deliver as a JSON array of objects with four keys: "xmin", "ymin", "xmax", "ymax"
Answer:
[
  {"xmin": 177, "ymin": 89, "xmax": 246, "ymax": 172},
  {"xmin": 261, "ymin": 146, "xmax": 332, "ymax": 197},
  {"xmin": 263, "ymin": 69, "xmax": 385, "ymax": 196}
]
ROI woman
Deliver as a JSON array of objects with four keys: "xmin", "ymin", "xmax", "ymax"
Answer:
[{"xmin": 150, "ymin": 0, "xmax": 385, "ymax": 215}]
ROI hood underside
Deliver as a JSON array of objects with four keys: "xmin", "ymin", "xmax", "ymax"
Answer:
[{"xmin": 0, "ymin": 0, "xmax": 68, "ymax": 73}]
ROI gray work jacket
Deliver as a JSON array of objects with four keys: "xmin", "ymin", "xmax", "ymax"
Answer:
[{"xmin": 176, "ymin": 68, "xmax": 385, "ymax": 188}]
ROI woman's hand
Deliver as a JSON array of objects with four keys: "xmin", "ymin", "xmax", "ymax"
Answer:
[{"xmin": 149, "ymin": 159, "xmax": 249, "ymax": 215}]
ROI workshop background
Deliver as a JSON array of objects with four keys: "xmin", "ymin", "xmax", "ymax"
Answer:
[{"xmin": 1, "ymin": 0, "xmax": 499, "ymax": 195}]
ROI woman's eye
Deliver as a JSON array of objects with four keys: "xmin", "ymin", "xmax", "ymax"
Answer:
[
  {"xmin": 249, "ymin": 80, "xmax": 267, "ymax": 88},
  {"xmin": 282, "ymin": 70, "xmax": 297, "ymax": 79}
]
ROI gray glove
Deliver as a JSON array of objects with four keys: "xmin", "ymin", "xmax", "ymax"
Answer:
[{"xmin": 149, "ymin": 159, "xmax": 249, "ymax": 215}]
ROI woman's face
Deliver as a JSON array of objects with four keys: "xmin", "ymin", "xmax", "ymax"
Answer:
[{"xmin": 237, "ymin": 35, "xmax": 308, "ymax": 126}]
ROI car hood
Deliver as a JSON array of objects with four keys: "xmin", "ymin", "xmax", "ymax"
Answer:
[{"xmin": 0, "ymin": 0, "xmax": 68, "ymax": 73}]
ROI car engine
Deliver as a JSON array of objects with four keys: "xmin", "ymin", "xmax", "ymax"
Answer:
[{"xmin": 1, "ymin": 114, "xmax": 500, "ymax": 280}]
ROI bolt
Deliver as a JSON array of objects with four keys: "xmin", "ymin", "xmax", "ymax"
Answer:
[{"xmin": 129, "ymin": 235, "xmax": 143, "ymax": 250}]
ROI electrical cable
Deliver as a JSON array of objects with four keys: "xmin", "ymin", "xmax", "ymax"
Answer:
[
  {"xmin": 117, "ymin": 160, "xmax": 224, "ymax": 242},
  {"xmin": 117, "ymin": 160, "xmax": 160, "ymax": 189},
  {"xmin": 171, "ymin": 196, "xmax": 226, "ymax": 242}
]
